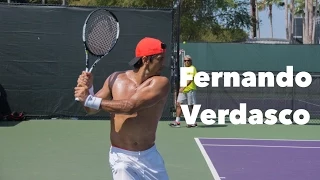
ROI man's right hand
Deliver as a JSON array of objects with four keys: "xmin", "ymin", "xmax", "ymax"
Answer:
[{"xmin": 77, "ymin": 71, "xmax": 93, "ymax": 88}]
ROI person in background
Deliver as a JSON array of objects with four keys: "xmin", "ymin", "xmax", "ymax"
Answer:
[{"xmin": 170, "ymin": 55, "xmax": 198, "ymax": 128}]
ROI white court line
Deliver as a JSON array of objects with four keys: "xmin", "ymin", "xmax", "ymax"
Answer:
[
  {"xmin": 202, "ymin": 144, "xmax": 320, "ymax": 149},
  {"xmin": 197, "ymin": 137, "xmax": 320, "ymax": 142},
  {"xmin": 194, "ymin": 138, "xmax": 222, "ymax": 180}
]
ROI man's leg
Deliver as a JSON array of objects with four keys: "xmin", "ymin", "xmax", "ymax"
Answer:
[
  {"xmin": 109, "ymin": 147, "xmax": 140, "ymax": 180},
  {"xmin": 187, "ymin": 90, "xmax": 197, "ymax": 128},
  {"xmin": 111, "ymin": 162, "xmax": 140, "ymax": 180},
  {"xmin": 170, "ymin": 92, "xmax": 187, "ymax": 127},
  {"xmin": 139, "ymin": 146, "xmax": 169, "ymax": 180}
]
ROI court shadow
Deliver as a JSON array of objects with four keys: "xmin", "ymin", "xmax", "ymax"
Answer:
[
  {"xmin": 0, "ymin": 83, "xmax": 12, "ymax": 116},
  {"xmin": 196, "ymin": 124, "xmax": 228, "ymax": 128},
  {"xmin": 0, "ymin": 120, "xmax": 22, "ymax": 127},
  {"xmin": 297, "ymin": 122, "xmax": 320, "ymax": 126}
]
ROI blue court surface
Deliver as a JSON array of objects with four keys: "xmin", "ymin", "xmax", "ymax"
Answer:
[{"xmin": 194, "ymin": 138, "xmax": 320, "ymax": 180}]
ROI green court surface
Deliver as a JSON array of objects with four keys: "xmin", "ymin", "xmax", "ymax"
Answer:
[{"xmin": 0, "ymin": 120, "xmax": 319, "ymax": 180}]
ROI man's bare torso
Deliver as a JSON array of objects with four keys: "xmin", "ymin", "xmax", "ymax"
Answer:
[{"xmin": 108, "ymin": 70, "xmax": 167, "ymax": 151}]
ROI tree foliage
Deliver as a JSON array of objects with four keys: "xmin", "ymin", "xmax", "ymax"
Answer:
[
  {"xmin": 10, "ymin": 0, "xmax": 252, "ymax": 42},
  {"xmin": 72, "ymin": 0, "xmax": 252, "ymax": 42},
  {"xmin": 180, "ymin": 0, "xmax": 252, "ymax": 42}
]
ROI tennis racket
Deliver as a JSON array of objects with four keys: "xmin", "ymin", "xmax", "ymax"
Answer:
[{"xmin": 75, "ymin": 8, "xmax": 120, "ymax": 101}]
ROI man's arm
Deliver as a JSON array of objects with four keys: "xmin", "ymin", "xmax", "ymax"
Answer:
[
  {"xmin": 186, "ymin": 80, "xmax": 193, "ymax": 86},
  {"xmin": 99, "ymin": 77, "xmax": 170, "ymax": 114},
  {"xmin": 84, "ymin": 73, "xmax": 114, "ymax": 114}
]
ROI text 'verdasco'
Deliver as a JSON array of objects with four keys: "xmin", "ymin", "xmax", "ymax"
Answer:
[
  {"xmin": 181, "ymin": 103, "xmax": 310, "ymax": 125},
  {"xmin": 179, "ymin": 66, "xmax": 312, "ymax": 125}
]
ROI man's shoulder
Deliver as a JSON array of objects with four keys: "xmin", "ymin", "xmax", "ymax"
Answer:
[
  {"xmin": 191, "ymin": 65, "xmax": 197, "ymax": 73},
  {"xmin": 151, "ymin": 76, "xmax": 169, "ymax": 84},
  {"xmin": 149, "ymin": 76, "xmax": 170, "ymax": 92},
  {"xmin": 150, "ymin": 76, "xmax": 170, "ymax": 97},
  {"xmin": 185, "ymin": 65, "xmax": 197, "ymax": 71},
  {"xmin": 107, "ymin": 70, "xmax": 128, "ymax": 79},
  {"xmin": 104, "ymin": 71, "xmax": 128, "ymax": 85},
  {"xmin": 110, "ymin": 70, "xmax": 128, "ymax": 76}
]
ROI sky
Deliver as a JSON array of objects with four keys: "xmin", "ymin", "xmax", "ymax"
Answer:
[{"xmin": 254, "ymin": 5, "xmax": 286, "ymax": 39}]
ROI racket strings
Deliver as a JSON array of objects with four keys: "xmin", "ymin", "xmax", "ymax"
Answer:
[{"xmin": 85, "ymin": 10, "xmax": 118, "ymax": 56}]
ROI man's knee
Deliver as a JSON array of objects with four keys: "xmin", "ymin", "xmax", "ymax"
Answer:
[
  {"xmin": 188, "ymin": 96, "xmax": 196, "ymax": 105},
  {"xmin": 176, "ymin": 101, "xmax": 181, "ymax": 107}
]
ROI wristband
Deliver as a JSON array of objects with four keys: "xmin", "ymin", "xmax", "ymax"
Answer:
[
  {"xmin": 89, "ymin": 86, "xmax": 94, "ymax": 95},
  {"xmin": 84, "ymin": 95, "xmax": 102, "ymax": 110}
]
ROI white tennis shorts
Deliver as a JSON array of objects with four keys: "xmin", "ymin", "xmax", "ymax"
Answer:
[
  {"xmin": 109, "ymin": 145, "xmax": 169, "ymax": 180},
  {"xmin": 177, "ymin": 90, "xmax": 196, "ymax": 105}
]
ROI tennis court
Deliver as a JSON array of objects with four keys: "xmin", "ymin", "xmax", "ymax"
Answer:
[
  {"xmin": 1, "ymin": 3, "xmax": 320, "ymax": 180},
  {"xmin": 1, "ymin": 119, "xmax": 319, "ymax": 180},
  {"xmin": 196, "ymin": 138, "xmax": 320, "ymax": 180}
]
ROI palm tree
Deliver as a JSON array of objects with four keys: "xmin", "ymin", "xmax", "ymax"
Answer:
[
  {"xmin": 250, "ymin": 0, "xmax": 257, "ymax": 38},
  {"xmin": 293, "ymin": 0, "xmax": 319, "ymax": 44},
  {"xmin": 257, "ymin": 0, "xmax": 285, "ymax": 38},
  {"xmin": 285, "ymin": 0, "xmax": 289, "ymax": 39}
]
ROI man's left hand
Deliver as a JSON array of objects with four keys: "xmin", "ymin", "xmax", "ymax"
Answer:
[
  {"xmin": 74, "ymin": 83, "xmax": 89, "ymax": 103},
  {"xmin": 179, "ymin": 87, "xmax": 184, "ymax": 93}
]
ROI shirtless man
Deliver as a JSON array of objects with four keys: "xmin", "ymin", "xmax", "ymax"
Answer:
[{"xmin": 74, "ymin": 37, "xmax": 170, "ymax": 180}]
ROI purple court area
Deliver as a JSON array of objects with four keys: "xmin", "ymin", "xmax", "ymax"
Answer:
[{"xmin": 195, "ymin": 138, "xmax": 320, "ymax": 180}]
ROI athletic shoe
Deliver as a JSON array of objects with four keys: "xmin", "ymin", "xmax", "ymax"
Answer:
[
  {"xmin": 187, "ymin": 123, "xmax": 197, "ymax": 128},
  {"xmin": 169, "ymin": 121, "xmax": 180, "ymax": 128}
]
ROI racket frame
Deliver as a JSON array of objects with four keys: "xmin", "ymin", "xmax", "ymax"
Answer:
[
  {"xmin": 75, "ymin": 8, "xmax": 120, "ymax": 101},
  {"xmin": 82, "ymin": 8, "xmax": 120, "ymax": 73}
]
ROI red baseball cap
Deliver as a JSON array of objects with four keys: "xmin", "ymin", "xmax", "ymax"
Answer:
[{"xmin": 129, "ymin": 37, "xmax": 166, "ymax": 66}]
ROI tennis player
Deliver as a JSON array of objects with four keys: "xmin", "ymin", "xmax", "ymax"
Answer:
[
  {"xmin": 170, "ymin": 55, "xmax": 198, "ymax": 128},
  {"xmin": 74, "ymin": 37, "xmax": 170, "ymax": 180}
]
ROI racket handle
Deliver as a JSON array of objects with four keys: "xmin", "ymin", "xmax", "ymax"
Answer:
[{"xmin": 75, "ymin": 68, "xmax": 89, "ymax": 102}]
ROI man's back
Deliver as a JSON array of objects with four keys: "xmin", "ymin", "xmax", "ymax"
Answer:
[{"xmin": 108, "ymin": 70, "xmax": 169, "ymax": 151}]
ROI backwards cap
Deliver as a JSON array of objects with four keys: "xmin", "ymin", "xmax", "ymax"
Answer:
[{"xmin": 129, "ymin": 37, "xmax": 166, "ymax": 66}]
